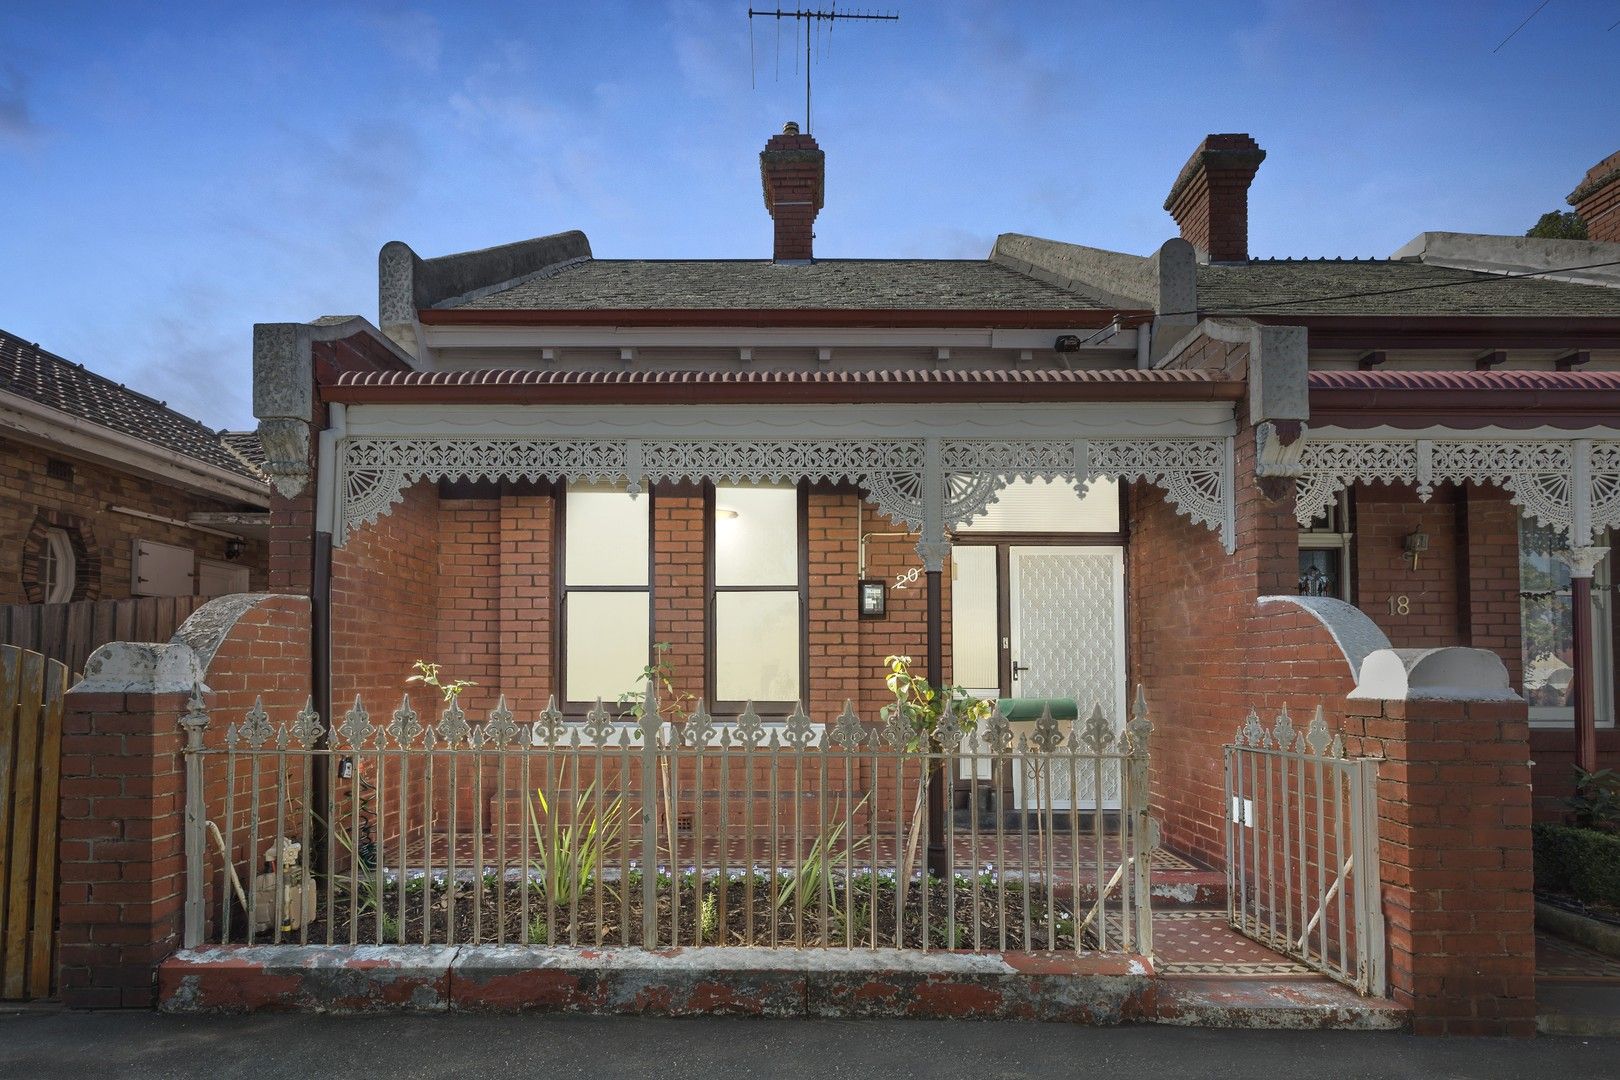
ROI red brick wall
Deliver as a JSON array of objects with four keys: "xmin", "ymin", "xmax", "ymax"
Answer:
[
  {"xmin": 1128, "ymin": 420, "xmax": 1299, "ymax": 865},
  {"xmin": 1341, "ymin": 696, "xmax": 1536, "ymax": 1036},
  {"xmin": 1353, "ymin": 485, "xmax": 1462, "ymax": 648},
  {"xmin": 0, "ymin": 434, "xmax": 266, "ymax": 605},
  {"xmin": 56, "ymin": 594, "xmax": 310, "ymax": 1008},
  {"xmin": 330, "ymin": 480, "xmax": 440, "ymax": 718},
  {"xmin": 1346, "ymin": 482, "xmax": 1614, "ymax": 820}
]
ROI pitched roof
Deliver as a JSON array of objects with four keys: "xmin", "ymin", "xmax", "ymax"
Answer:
[
  {"xmin": 0, "ymin": 327, "xmax": 267, "ymax": 483},
  {"xmin": 441, "ymin": 259, "xmax": 1112, "ymax": 312},
  {"xmin": 1198, "ymin": 259, "xmax": 1620, "ymax": 317}
]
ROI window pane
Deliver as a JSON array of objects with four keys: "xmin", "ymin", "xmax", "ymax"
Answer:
[
  {"xmin": 951, "ymin": 546, "xmax": 999, "ymax": 690},
  {"xmin": 1519, "ymin": 518, "xmax": 1574, "ymax": 709},
  {"xmin": 1298, "ymin": 548, "xmax": 1341, "ymax": 598},
  {"xmin": 565, "ymin": 592, "xmax": 649, "ymax": 702},
  {"xmin": 957, "ymin": 477, "xmax": 1119, "ymax": 533},
  {"xmin": 566, "ymin": 483, "xmax": 649, "ymax": 586},
  {"xmin": 715, "ymin": 591, "xmax": 800, "ymax": 702},
  {"xmin": 715, "ymin": 485, "xmax": 798, "ymax": 586}
]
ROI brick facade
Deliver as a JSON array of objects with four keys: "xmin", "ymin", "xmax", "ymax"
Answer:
[
  {"xmin": 55, "ymin": 595, "xmax": 310, "ymax": 1008},
  {"xmin": 0, "ymin": 434, "xmax": 266, "ymax": 605}
]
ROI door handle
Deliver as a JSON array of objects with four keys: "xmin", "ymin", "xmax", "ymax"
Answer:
[{"xmin": 1012, "ymin": 661, "xmax": 1030, "ymax": 681}]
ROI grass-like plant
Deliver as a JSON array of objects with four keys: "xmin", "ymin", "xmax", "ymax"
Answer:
[
  {"xmin": 774, "ymin": 795, "xmax": 871, "ymax": 919},
  {"xmin": 526, "ymin": 781, "xmax": 625, "ymax": 907}
]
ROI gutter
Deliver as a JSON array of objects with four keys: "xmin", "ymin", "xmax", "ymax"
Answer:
[
  {"xmin": 0, "ymin": 390, "xmax": 269, "ymax": 506},
  {"xmin": 320, "ymin": 378, "xmax": 1244, "ymax": 407},
  {"xmin": 415, "ymin": 307, "xmax": 1153, "ymax": 330}
]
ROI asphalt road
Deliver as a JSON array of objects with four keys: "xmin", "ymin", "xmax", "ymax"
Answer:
[{"xmin": 2, "ymin": 1010, "xmax": 1616, "ymax": 1080}]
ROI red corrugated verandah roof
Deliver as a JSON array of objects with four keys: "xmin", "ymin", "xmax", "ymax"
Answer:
[
  {"xmin": 324, "ymin": 367, "xmax": 1245, "ymax": 404},
  {"xmin": 1307, "ymin": 368, "xmax": 1620, "ymax": 428}
]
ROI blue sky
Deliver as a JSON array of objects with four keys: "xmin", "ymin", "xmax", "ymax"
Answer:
[{"xmin": 2, "ymin": 1, "xmax": 1617, "ymax": 430}]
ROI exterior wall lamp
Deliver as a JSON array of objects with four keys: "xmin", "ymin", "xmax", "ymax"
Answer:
[{"xmin": 1403, "ymin": 528, "xmax": 1429, "ymax": 571}]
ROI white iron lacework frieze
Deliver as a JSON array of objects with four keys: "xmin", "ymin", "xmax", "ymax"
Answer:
[
  {"xmin": 939, "ymin": 437, "xmax": 1232, "ymax": 545},
  {"xmin": 1295, "ymin": 437, "xmax": 1620, "ymax": 547},
  {"xmin": 335, "ymin": 434, "xmax": 1235, "ymax": 552}
]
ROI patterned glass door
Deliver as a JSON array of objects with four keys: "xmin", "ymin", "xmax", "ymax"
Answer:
[{"xmin": 1008, "ymin": 546, "xmax": 1127, "ymax": 810}]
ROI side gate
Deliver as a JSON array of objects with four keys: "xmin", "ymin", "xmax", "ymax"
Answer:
[
  {"xmin": 1223, "ymin": 704, "xmax": 1385, "ymax": 997},
  {"xmin": 0, "ymin": 643, "xmax": 70, "ymax": 1001}
]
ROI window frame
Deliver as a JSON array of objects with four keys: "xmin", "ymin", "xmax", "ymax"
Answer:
[
  {"xmin": 554, "ymin": 482, "xmax": 656, "ymax": 714},
  {"xmin": 1298, "ymin": 491, "xmax": 1353, "ymax": 602},
  {"xmin": 704, "ymin": 481, "xmax": 810, "ymax": 714},
  {"xmin": 41, "ymin": 527, "xmax": 76, "ymax": 604},
  {"xmin": 1518, "ymin": 520, "xmax": 1617, "ymax": 729}
]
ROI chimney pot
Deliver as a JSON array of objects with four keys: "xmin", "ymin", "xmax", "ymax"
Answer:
[
  {"xmin": 1163, "ymin": 133, "xmax": 1266, "ymax": 263},
  {"xmin": 760, "ymin": 123, "xmax": 825, "ymax": 262},
  {"xmin": 1568, "ymin": 149, "xmax": 1620, "ymax": 244}
]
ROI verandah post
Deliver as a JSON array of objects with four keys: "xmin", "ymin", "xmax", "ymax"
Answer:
[
  {"xmin": 640, "ymin": 675, "xmax": 659, "ymax": 947},
  {"xmin": 926, "ymin": 567, "xmax": 948, "ymax": 880}
]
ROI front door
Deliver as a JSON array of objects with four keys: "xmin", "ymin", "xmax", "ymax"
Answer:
[{"xmin": 1007, "ymin": 545, "xmax": 1127, "ymax": 809}]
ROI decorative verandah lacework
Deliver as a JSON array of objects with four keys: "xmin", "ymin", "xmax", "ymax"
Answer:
[
  {"xmin": 1294, "ymin": 436, "xmax": 1620, "ymax": 549},
  {"xmin": 334, "ymin": 434, "xmax": 1235, "ymax": 564}
]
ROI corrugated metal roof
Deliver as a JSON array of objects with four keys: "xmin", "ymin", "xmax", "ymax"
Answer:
[
  {"xmin": 334, "ymin": 367, "xmax": 1225, "ymax": 387},
  {"xmin": 1308, "ymin": 369, "xmax": 1620, "ymax": 391}
]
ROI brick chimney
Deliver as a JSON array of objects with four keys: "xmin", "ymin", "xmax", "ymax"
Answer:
[
  {"xmin": 1163, "ymin": 134, "xmax": 1267, "ymax": 263},
  {"xmin": 1568, "ymin": 149, "xmax": 1620, "ymax": 243},
  {"xmin": 760, "ymin": 122, "xmax": 824, "ymax": 262}
]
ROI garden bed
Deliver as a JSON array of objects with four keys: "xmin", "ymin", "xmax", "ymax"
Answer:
[{"xmin": 243, "ymin": 871, "xmax": 1135, "ymax": 952}]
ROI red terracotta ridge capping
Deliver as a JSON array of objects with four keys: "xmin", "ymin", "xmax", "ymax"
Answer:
[{"xmin": 414, "ymin": 307, "xmax": 1152, "ymax": 329}]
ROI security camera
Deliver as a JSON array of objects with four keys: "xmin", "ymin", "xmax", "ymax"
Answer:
[{"xmin": 1053, "ymin": 334, "xmax": 1082, "ymax": 353}]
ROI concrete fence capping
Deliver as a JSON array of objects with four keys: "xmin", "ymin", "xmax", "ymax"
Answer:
[
  {"xmin": 1256, "ymin": 595, "xmax": 1392, "ymax": 679},
  {"xmin": 1348, "ymin": 647, "xmax": 1521, "ymax": 703},
  {"xmin": 71, "ymin": 593, "xmax": 305, "ymax": 696}
]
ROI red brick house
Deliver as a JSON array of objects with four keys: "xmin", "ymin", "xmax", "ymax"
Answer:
[
  {"xmin": 126, "ymin": 128, "xmax": 1616, "ymax": 1031},
  {"xmin": 1, "ymin": 328, "xmax": 269, "ymax": 609}
]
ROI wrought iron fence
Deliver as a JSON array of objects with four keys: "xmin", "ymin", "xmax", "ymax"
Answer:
[
  {"xmin": 181, "ymin": 684, "xmax": 1155, "ymax": 956},
  {"xmin": 1224, "ymin": 705, "xmax": 1384, "ymax": 996}
]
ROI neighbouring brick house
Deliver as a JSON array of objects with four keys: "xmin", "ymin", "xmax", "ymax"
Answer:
[
  {"xmin": 55, "ymin": 131, "xmax": 1620, "ymax": 1031},
  {"xmin": 0, "ymin": 327, "xmax": 270, "ymax": 607}
]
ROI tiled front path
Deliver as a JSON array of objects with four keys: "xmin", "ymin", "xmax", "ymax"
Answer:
[{"xmin": 1537, "ymin": 930, "xmax": 1620, "ymax": 980}]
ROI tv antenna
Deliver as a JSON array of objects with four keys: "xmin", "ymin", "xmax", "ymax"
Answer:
[{"xmin": 748, "ymin": 6, "xmax": 899, "ymax": 134}]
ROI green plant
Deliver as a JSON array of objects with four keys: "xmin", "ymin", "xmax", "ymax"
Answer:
[
  {"xmin": 880, "ymin": 655, "xmax": 991, "ymax": 882},
  {"xmin": 1534, "ymin": 822, "xmax": 1620, "ymax": 907},
  {"xmin": 699, "ymin": 886, "xmax": 719, "ymax": 942},
  {"xmin": 526, "ymin": 914, "xmax": 549, "ymax": 945},
  {"xmin": 619, "ymin": 642, "xmax": 693, "ymax": 869},
  {"xmin": 880, "ymin": 654, "xmax": 991, "ymax": 750},
  {"xmin": 527, "ymin": 781, "xmax": 625, "ymax": 907},
  {"xmin": 774, "ymin": 795, "xmax": 871, "ymax": 917},
  {"xmin": 1568, "ymin": 768, "xmax": 1620, "ymax": 833},
  {"xmin": 407, "ymin": 660, "xmax": 476, "ymax": 703}
]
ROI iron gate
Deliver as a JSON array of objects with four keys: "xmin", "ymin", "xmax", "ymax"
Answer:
[{"xmin": 1223, "ymin": 704, "xmax": 1385, "ymax": 996}]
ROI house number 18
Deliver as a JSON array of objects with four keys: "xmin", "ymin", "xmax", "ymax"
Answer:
[{"xmin": 1386, "ymin": 594, "xmax": 1410, "ymax": 616}]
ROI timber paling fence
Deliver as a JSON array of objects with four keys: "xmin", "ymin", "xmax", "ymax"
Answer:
[{"xmin": 181, "ymin": 684, "xmax": 1155, "ymax": 956}]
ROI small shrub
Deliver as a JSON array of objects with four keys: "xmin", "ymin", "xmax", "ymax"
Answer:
[
  {"xmin": 1534, "ymin": 823, "xmax": 1620, "ymax": 907},
  {"xmin": 1568, "ymin": 768, "xmax": 1620, "ymax": 833}
]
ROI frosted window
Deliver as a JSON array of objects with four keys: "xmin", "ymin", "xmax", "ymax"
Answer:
[
  {"xmin": 957, "ymin": 477, "xmax": 1119, "ymax": 534},
  {"xmin": 714, "ymin": 486, "xmax": 798, "ymax": 585},
  {"xmin": 565, "ymin": 593, "xmax": 650, "ymax": 702},
  {"xmin": 715, "ymin": 592, "xmax": 801, "ymax": 702},
  {"xmin": 565, "ymin": 483, "xmax": 649, "ymax": 586},
  {"xmin": 951, "ymin": 546, "xmax": 999, "ymax": 692}
]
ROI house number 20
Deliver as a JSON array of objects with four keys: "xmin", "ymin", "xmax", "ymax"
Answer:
[
  {"xmin": 894, "ymin": 566, "xmax": 922, "ymax": 590},
  {"xmin": 1386, "ymin": 595, "xmax": 1411, "ymax": 616}
]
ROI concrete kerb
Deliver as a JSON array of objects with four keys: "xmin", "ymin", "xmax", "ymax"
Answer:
[
  {"xmin": 160, "ymin": 945, "xmax": 1155, "ymax": 1021},
  {"xmin": 156, "ymin": 945, "xmax": 1412, "ymax": 1029}
]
